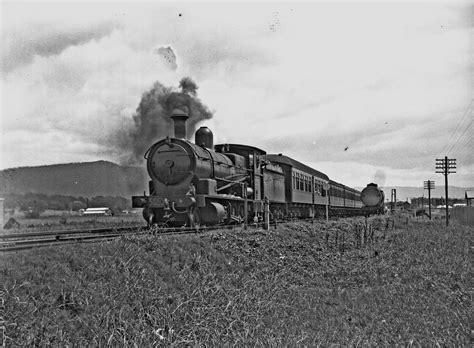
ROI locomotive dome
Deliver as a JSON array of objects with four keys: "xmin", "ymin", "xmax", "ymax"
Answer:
[{"xmin": 195, "ymin": 126, "xmax": 214, "ymax": 149}]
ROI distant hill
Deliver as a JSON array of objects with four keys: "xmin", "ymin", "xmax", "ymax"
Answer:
[
  {"xmin": 1, "ymin": 161, "xmax": 471, "ymax": 201},
  {"xmin": 355, "ymin": 186, "xmax": 472, "ymax": 201},
  {"xmin": 0, "ymin": 161, "xmax": 148, "ymax": 198}
]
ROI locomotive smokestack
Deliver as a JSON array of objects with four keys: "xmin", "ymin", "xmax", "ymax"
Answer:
[{"xmin": 171, "ymin": 107, "xmax": 189, "ymax": 139}]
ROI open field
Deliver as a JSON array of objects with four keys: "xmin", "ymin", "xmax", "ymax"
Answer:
[{"xmin": 1, "ymin": 216, "xmax": 472, "ymax": 345}]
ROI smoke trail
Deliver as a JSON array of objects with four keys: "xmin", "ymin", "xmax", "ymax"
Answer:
[
  {"xmin": 153, "ymin": 46, "xmax": 178, "ymax": 71},
  {"xmin": 126, "ymin": 77, "xmax": 213, "ymax": 163},
  {"xmin": 373, "ymin": 169, "xmax": 386, "ymax": 187}
]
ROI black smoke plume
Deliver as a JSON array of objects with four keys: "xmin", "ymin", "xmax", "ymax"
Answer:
[{"xmin": 126, "ymin": 77, "xmax": 213, "ymax": 163}]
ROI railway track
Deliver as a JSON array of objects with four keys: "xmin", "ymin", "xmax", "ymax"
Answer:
[
  {"xmin": 1, "ymin": 216, "xmax": 334, "ymax": 252},
  {"xmin": 0, "ymin": 225, "xmax": 148, "ymax": 252},
  {"xmin": 0, "ymin": 223, "xmax": 268, "ymax": 252}
]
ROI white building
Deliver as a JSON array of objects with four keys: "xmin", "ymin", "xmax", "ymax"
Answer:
[{"xmin": 82, "ymin": 207, "xmax": 112, "ymax": 216}]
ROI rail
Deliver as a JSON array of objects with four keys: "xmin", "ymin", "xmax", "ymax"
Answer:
[
  {"xmin": 0, "ymin": 223, "xmax": 268, "ymax": 252},
  {"xmin": 0, "ymin": 216, "xmax": 345, "ymax": 253}
]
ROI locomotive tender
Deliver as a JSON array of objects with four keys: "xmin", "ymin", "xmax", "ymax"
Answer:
[{"xmin": 132, "ymin": 107, "xmax": 376, "ymax": 227}]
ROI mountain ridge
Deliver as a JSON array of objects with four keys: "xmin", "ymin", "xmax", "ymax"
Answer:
[
  {"xmin": 0, "ymin": 161, "xmax": 470, "ymax": 199},
  {"xmin": 0, "ymin": 160, "xmax": 148, "ymax": 198},
  {"xmin": 355, "ymin": 186, "xmax": 472, "ymax": 201}
]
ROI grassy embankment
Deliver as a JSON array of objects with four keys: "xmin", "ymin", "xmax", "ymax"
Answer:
[{"xmin": 2, "ymin": 216, "xmax": 472, "ymax": 345}]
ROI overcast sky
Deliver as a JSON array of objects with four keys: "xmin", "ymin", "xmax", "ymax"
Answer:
[{"xmin": 1, "ymin": 1, "xmax": 472, "ymax": 188}]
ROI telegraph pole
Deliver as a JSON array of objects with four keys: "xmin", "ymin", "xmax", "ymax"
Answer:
[
  {"xmin": 423, "ymin": 180, "xmax": 435, "ymax": 220},
  {"xmin": 436, "ymin": 157, "xmax": 456, "ymax": 227},
  {"xmin": 390, "ymin": 189, "xmax": 397, "ymax": 212}
]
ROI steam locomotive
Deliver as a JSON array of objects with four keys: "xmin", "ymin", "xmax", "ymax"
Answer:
[
  {"xmin": 132, "ymin": 107, "xmax": 384, "ymax": 226},
  {"xmin": 360, "ymin": 183, "xmax": 385, "ymax": 215}
]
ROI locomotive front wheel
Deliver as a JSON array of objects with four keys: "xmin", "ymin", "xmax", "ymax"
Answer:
[
  {"xmin": 238, "ymin": 204, "xmax": 245, "ymax": 221},
  {"xmin": 188, "ymin": 207, "xmax": 201, "ymax": 231},
  {"xmin": 224, "ymin": 202, "xmax": 233, "ymax": 224},
  {"xmin": 194, "ymin": 208, "xmax": 201, "ymax": 231}
]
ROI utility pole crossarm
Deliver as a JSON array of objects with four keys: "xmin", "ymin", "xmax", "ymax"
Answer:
[
  {"xmin": 423, "ymin": 180, "xmax": 434, "ymax": 220},
  {"xmin": 435, "ymin": 156, "xmax": 456, "ymax": 227}
]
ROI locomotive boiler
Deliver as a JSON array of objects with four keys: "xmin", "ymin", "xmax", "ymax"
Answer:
[{"xmin": 132, "ymin": 108, "xmax": 263, "ymax": 227}]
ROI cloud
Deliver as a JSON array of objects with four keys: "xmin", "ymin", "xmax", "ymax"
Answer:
[{"xmin": 2, "ymin": 13, "xmax": 119, "ymax": 73}]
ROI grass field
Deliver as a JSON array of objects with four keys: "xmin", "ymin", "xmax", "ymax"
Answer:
[{"xmin": 1, "ymin": 216, "xmax": 472, "ymax": 345}]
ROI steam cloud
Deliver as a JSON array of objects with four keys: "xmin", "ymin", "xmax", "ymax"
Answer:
[
  {"xmin": 373, "ymin": 169, "xmax": 386, "ymax": 187},
  {"xmin": 122, "ymin": 77, "xmax": 213, "ymax": 164}
]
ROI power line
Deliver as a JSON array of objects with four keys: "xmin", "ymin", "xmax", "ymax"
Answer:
[
  {"xmin": 442, "ymin": 99, "xmax": 473, "ymax": 155},
  {"xmin": 451, "ymin": 135, "xmax": 473, "ymax": 159},
  {"xmin": 427, "ymin": 100, "xmax": 473, "ymax": 183},
  {"xmin": 447, "ymin": 117, "xmax": 473, "ymax": 156}
]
